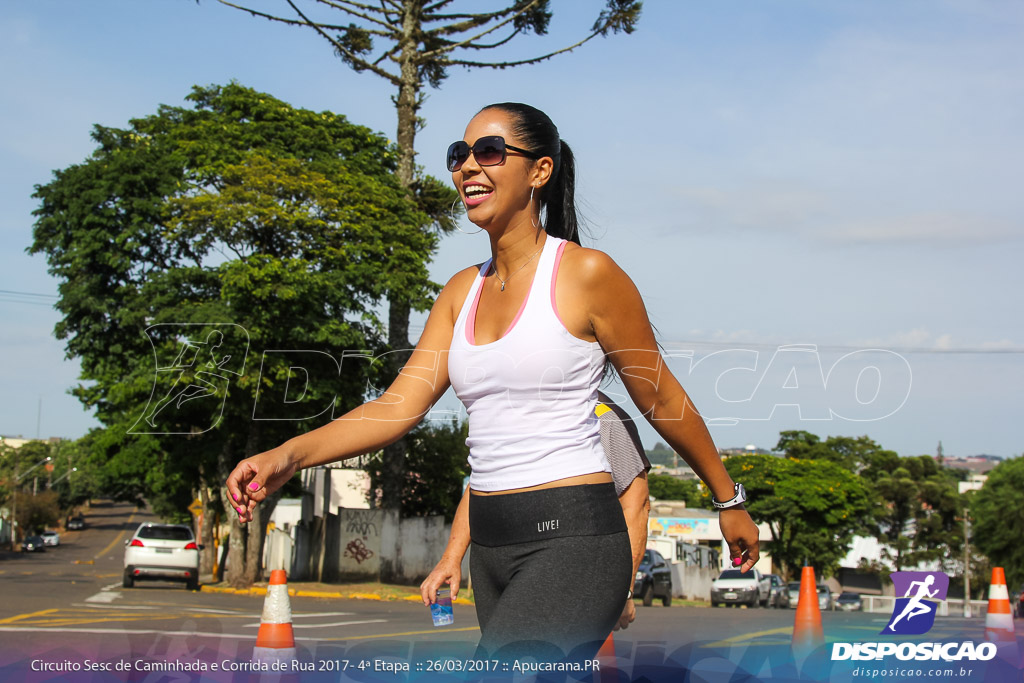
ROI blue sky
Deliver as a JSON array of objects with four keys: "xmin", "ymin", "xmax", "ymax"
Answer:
[{"xmin": 1, "ymin": 1, "xmax": 1021, "ymax": 458}]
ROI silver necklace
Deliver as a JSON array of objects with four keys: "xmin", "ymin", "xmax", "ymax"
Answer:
[{"xmin": 493, "ymin": 245, "xmax": 543, "ymax": 291}]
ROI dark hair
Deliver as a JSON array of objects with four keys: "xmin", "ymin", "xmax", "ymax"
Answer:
[{"xmin": 480, "ymin": 103, "xmax": 580, "ymax": 245}]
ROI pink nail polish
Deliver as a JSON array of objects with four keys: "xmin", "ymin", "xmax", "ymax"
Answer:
[
  {"xmin": 232, "ymin": 493, "xmax": 239, "ymax": 502},
  {"xmin": 237, "ymin": 506, "xmax": 244, "ymax": 514},
  {"xmin": 732, "ymin": 556, "xmax": 742, "ymax": 566},
  {"xmin": 248, "ymin": 482, "xmax": 259, "ymax": 491}
]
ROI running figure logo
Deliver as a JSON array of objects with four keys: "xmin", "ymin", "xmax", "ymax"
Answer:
[
  {"xmin": 882, "ymin": 571, "xmax": 949, "ymax": 635},
  {"xmin": 130, "ymin": 324, "xmax": 249, "ymax": 435}
]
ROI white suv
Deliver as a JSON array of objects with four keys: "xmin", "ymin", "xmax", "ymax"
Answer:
[{"xmin": 123, "ymin": 523, "xmax": 201, "ymax": 590}]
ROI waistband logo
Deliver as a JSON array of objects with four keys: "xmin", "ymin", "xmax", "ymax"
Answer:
[{"xmin": 538, "ymin": 519, "xmax": 560, "ymax": 533}]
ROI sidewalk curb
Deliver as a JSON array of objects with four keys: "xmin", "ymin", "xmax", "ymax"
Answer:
[{"xmin": 200, "ymin": 584, "xmax": 474, "ymax": 606}]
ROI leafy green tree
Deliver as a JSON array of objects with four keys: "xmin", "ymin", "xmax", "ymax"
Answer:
[
  {"xmin": 724, "ymin": 454, "xmax": 874, "ymax": 581},
  {"xmin": 205, "ymin": 0, "xmax": 643, "ymax": 502},
  {"xmin": 47, "ymin": 437, "xmax": 100, "ymax": 513},
  {"xmin": 30, "ymin": 83, "xmax": 442, "ymax": 586},
  {"xmin": 13, "ymin": 491, "xmax": 60, "ymax": 537},
  {"xmin": 971, "ymin": 456, "xmax": 1024, "ymax": 591},
  {"xmin": 366, "ymin": 420, "xmax": 470, "ymax": 522},
  {"xmin": 777, "ymin": 430, "xmax": 964, "ymax": 574},
  {"xmin": 776, "ymin": 430, "xmax": 887, "ymax": 473},
  {"xmin": 860, "ymin": 453, "xmax": 963, "ymax": 572},
  {"xmin": 648, "ymin": 473, "xmax": 703, "ymax": 508},
  {"xmin": 645, "ymin": 442, "xmax": 675, "ymax": 467}
]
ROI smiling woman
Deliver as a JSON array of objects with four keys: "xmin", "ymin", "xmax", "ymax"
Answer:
[{"xmin": 227, "ymin": 102, "xmax": 760, "ymax": 664}]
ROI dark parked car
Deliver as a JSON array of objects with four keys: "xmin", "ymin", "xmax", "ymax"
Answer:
[
  {"xmin": 67, "ymin": 516, "xmax": 86, "ymax": 530},
  {"xmin": 767, "ymin": 573, "xmax": 790, "ymax": 608},
  {"xmin": 634, "ymin": 549, "xmax": 673, "ymax": 606},
  {"xmin": 21, "ymin": 535, "xmax": 47, "ymax": 552},
  {"xmin": 837, "ymin": 591, "xmax": 863, "ymax": 611}
]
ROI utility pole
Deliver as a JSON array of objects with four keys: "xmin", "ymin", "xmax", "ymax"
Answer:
[
  {"xmin": 963, "ymin": 510, "xmax": 971, "ymax": 618},
  {"xmin": 10, "ymin": 464, "xmax": 17, "ymax": 550}
]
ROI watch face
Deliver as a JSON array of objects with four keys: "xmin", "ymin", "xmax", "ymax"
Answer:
[{"xmin": 716, "ymin": 483, "xmax": 746, "ymax": 508}]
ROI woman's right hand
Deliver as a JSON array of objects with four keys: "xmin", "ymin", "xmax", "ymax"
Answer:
[
  {"xmin": 225, "ymin": 446, "xmax": 298, "ymax": 524},
  {"xmin": 420, "ymin": 555, "xmax": 462, "ymax": 606}
]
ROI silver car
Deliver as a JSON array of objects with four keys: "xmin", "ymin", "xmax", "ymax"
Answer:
[
  {"xmin": 787, "ymin": 582, "xmax": 835, "ymax": 610},
  {"xmin": 710, "ymin": 568, "xmax": 771, "ymax": 607},
  {"xmin": 767, "ymin": 573, "xmax": 789, "ymax": 608},
  {"xmin": 123, "ymin": 523, "xmax": 201, "ymax": 590}
]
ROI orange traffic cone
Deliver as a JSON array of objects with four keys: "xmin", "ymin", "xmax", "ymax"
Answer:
[
  {"xmin": 253, "ymin": 569, "xmax": 296, "ymax": 666},
  {"xmin": 984, "ymin": 567, "xmax": 1019, "ymax": 664},
  {"xmin": 791, "ymin": 566, "xmax": 824, "ymax": 658},
  {"xmin": 597, "ymin": 633, "xmax": 617, "ymax": 683}
]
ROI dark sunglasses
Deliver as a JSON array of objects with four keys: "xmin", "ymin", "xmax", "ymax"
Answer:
[{"xmin": 446, "ymin": 135, "xmax": 541, "ymax": 172}]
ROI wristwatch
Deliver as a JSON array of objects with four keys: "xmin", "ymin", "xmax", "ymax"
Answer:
[{"xmin": 712, "ymin": 483, "xmax": 747, "ymax": 510}]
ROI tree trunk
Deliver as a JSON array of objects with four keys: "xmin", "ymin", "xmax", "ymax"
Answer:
[
  {"xmin": 223, "ymin": 499, "xmax": 248, "ymax": 589},
  {"xmin": 244, "ymin": 505, "xmax": 263, "ymax": 585},
  {"xmin": 199, "ymin": 485, "xmax": 216, "ymax": 576},
  {"xmin": 396, "ymin": 0, "xmax": 422, "ymax": 189},
  {"xmin": 377, "ymin": 2, "xmax": 426, "ymax": 510}
]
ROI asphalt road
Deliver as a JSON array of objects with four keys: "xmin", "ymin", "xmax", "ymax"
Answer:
[{"xmin": 1, "ymin": 502, "xmax": 1020, "ymax": 682}]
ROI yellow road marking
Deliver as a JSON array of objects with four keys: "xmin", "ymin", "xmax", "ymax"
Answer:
[
  {"xmin": 0, "ymin": 608, "xmax": 59, "ymax": 625},
  {"xmin": 95, "ymin": 508, "xmax": 137, "ymax": 560},
  {"xmin": 703, "ymin": 626, "xmax": 792, "ymax": 648},
  {"xmin": 27, "ymin": 617, "xmax": 163, "ymax": 627},
  {"xmin": 23, "ymin": 611, "xmax": 251, "ymax": 628}
]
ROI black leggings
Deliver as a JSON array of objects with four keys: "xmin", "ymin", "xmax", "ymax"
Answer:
[{"xmin": 469, "ymin": 483, "xmax": 632, "ymax": 662}]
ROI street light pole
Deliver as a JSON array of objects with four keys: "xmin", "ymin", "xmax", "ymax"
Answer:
[
  {"xmin": 10, "ymin": 464, "xmax": 17, "ymax": 550},
  {"xmin": 963, "ymin": 510, "xmax": 971, "ymax": 618},
  {"xmin": 49, "ymin": 468, "xmax": 77, "ymax": 487}
]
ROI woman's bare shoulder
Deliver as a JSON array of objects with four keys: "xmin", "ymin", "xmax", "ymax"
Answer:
[
  {"xmin": 558, "ymin": 243, "xmax": 625, "ymax": 284},
  {"xmin": 435, "ymin": 263, "xmax": 486, "ymax": 316}
]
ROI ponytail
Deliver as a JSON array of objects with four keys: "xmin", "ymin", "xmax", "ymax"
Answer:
[{"xmin": 480, "ymin": 103, "xmax": 581, "ymax": 244}]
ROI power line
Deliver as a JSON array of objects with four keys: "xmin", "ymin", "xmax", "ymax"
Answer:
[
  {"xmin": 9, "ymin": 293, "xmax": 1022, "ymax": 355},
  {"xmin": 660, "ymin": 340, "xmax": 1024, "ymax": 355},
  {"xmin": 0, "ymin": 289, "xmax": 57, "ymax": 298},
  {"xmin": 0, "ymin": 289, "xmax": 59, "ymax": 308}
]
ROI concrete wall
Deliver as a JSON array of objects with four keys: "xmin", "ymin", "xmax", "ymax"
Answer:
[
  {"xmin": 265, "ymin": 527, "xmax": 293, "ymax": 572},
  {"xmin": 336, "ymin": 508, "xmax": 395, "ymax": 582},
  {"xmin": 672, "ymin": 563, "xmax": 718, "ymax": 601},
  {"xmin": 310, "ymin": 468, "xmax": 370, "ymax": 513},
  {"xmin": 393, "ymin": 515, "xmax": 450, "ymax": 583},
  {"xmin": 296, "ymin": 507, "xmax": 470, "ymax": 586}
]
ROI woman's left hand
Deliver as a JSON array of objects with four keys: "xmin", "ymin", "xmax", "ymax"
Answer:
[
  {"xmin": 614, "ymin": 598, "xmax": 636, "ymax": 631},
  {"xmin": 719, "ymin": 507, "xmax": 760, "ymax": 572}
]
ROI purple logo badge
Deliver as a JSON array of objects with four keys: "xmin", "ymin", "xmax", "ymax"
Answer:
[{"xmin": 882, "ymin": 571, "xmax": 949, "ymax": 635}]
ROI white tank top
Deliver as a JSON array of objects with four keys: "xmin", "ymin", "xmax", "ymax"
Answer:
[{"xmin": 448, "ymin": 236, "xmax": 610, "ymax": 491}]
